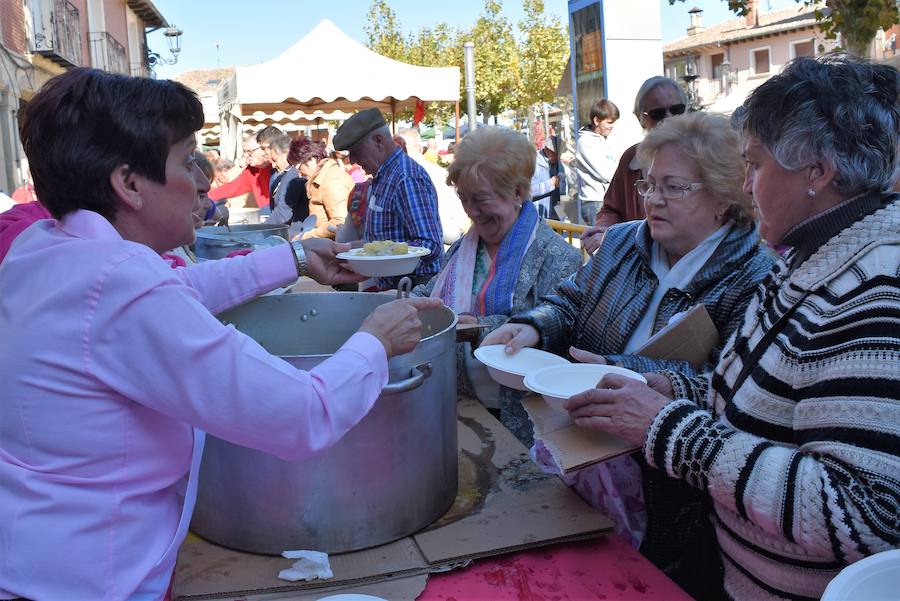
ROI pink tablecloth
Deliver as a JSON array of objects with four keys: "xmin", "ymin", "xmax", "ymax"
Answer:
[{"xmin": 418, "ymin": 536, "xmax": 692, "ymax": 601}]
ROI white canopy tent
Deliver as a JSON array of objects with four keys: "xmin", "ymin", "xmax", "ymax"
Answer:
[{"xmin": 217, "ymin": 19, "xmax": 460, "ymax": 160}]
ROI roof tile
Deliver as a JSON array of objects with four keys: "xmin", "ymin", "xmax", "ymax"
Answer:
[{"xmin": 664, "ymin": 3, "xmax": 828, "ymax": 55}]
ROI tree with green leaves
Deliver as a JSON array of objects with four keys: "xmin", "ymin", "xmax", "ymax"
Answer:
[
  {"xmin": 670, "ymin": 0, "xmax": 898, "ymax": 58},
  {"xmin": 516, "ymin": 0, "xmax": 569, "ymax": 112},
  {"xmin": 466, "ymin": 0, "xmax": 522, "ymax": 123},
  {"xmin": 364, "ymin": 0, "xmax": 407, "ymax": 61},
  {"xmin": 406, "ymin": 24, "xmax": 463, "ymax": 126}
]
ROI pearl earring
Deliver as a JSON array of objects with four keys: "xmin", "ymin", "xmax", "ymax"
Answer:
[{"xmin": 807, "ymin": 188, "xmax": 816, "ymax": 198}]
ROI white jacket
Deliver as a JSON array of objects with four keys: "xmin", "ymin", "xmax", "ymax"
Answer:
[{"xmin": 574, "ymin": 130, "xmax": 617, "ymax": 203}]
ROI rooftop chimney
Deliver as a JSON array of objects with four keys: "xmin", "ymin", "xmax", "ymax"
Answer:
[
  {"xmin": 687, "ymin": 7, "xmax": 705, "ymax": 36},
  {"xmin": 745, "ymin": 0, "xmax": 760, "ymax": 28}
]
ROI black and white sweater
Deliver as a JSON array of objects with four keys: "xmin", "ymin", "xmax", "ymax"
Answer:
[{"xmin": 647, "ymin": 193, "xmax": 900, "ymax": 600}]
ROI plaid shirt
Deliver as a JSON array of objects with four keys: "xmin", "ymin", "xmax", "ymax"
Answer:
[{"xmin": 365, "ymin": 148, "xmax": 444, "ymax": 288}]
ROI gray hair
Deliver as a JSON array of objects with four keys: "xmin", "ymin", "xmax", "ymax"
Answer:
[
  {"xmin": 731, "ymin": 54, "xmax": 900, "ymax": 196},
  {"xmin": 396, "ymin": 127, "xmax": 423, "ymax": 153},
  {"xmin": 366, "ymin": 124, "xmax": 392, "ymax": 144},
  {"xmin": 447, "ymin": 126, "xmax": 535, "ymax": 202},
  {"xmin": 633, "ymin": 76, "xmax": 687, "ymax": 116},
  {"xmin": 268, "ymin": 133, "xmax": 291, "ymax": 155}
]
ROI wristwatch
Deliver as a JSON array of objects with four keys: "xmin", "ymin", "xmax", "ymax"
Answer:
[{"xmin": 289, "ymin": 240, "xmax": 308, "ymax": 278}]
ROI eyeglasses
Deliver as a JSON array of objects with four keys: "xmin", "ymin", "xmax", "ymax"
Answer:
[
  {"xmin": 635, "ymin": 179, "xmax": 704, "ymax": 201},
  {"xmin": 642, "ymin": 103, "xmax": 687, "ymax": 121},
  {"xmin": 242, "ymin": 146, "xmax": 263, "ymax": 156}
]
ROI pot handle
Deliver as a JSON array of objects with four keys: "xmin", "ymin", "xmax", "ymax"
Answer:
[{"xmin": 381, "ymin": 362, "xmax": 432, "ymax": 395}]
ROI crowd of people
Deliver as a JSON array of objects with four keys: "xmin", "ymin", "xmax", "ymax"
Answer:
[{"xmin": 1, "ymin": 53, "xmax": 898, "ymax": 601}]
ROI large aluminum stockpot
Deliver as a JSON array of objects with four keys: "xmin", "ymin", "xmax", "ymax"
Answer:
[
  {"xmin": 191, "ymin": 293, "xmax": 458, "ymax": 555},
  {"xmin": 194, "ymin": 223, "xmax": 290, "ymax": 260}
]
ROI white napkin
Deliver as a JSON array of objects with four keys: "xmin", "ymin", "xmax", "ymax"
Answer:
[{"xmin": 277, "ymin": 549, "xmax": 334, "ymax": 582}]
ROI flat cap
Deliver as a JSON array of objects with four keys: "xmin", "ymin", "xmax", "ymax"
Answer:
[{"xmin": 333, "ymin": 108, "xmax": 387, "ymax": 151}]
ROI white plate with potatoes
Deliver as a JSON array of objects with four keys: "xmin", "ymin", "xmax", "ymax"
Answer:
[{"xmin": 337, "ymin": 242, "xmax": 429, "ymax": 277}]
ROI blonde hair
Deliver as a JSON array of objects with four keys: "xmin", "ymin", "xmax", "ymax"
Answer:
[
  {"xmin": 447, "ymin": 126, "xmax": 535, "ymax": 201},
  {"xmin": 638, "ymin": 111, "xmax": 754, "ymax": 225}
]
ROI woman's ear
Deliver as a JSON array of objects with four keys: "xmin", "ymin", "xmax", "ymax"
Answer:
[
  {"xmin": 808, "ymin": 161, "xmax": 836, "ymax": 194},
  {"xmin": 109, "ymin": 165, "xmax": 142, "ymax": 211},
  {"xmin": 514, "ymin": 185, "xmax": 525, "ymax": 203}
]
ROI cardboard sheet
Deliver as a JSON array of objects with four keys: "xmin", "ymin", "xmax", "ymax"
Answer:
[
  {"xmin": 523, "ymin": 395, "xmax": 637, "ymax": 473},
  {"xmin": 173, "ymin": 397, "xmax": 612, "ymax": 600},
  {"xmin": 635, "ymin": 303, "xmax": 719, "ymax": 369},
  {"xmin": 523, "ymin": 304, "xmax": 720, "ymax": 474}
]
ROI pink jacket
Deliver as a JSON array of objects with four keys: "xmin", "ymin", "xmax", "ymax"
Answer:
[{"xmin": 0, "ymin": 210, "xmax": 388, "ymax": 600}]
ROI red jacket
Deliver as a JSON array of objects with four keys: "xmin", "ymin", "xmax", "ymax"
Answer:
[{"xmin": 208, "ymin": 165, "xmax": 272, "ymax": 207}]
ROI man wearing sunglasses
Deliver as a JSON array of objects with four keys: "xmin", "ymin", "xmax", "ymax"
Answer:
[{"xmin": 581, "ymin": 77, "xmax": 687, "ymax": 253}]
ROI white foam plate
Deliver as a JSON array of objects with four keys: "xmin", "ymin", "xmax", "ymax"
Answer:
[
  {"xmin": 316, "ymin": 595, "xmax": 388, "ymax": 601},
  {"xmin": 524, "ymin": 363, "xmax": 647, "ymax": 412},
  {"xmin": 336, "ymin": 246, "xmax": 429, "ymax": 277},
  {"xmin": 822, "ymin": 549, "xmax": 900, "ymax": 601},
  {"xmin": 473, "ymin": 345, "xmax": 570, "ymax": 391}
]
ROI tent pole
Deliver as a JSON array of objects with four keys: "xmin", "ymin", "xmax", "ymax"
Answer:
[
  {"xmin": 390, "ymin": 99, "xmax": 396, "ymax": 134},
  {"xmin": 455, "ymin": 101, "xmax": 460, "ymax": 144}
]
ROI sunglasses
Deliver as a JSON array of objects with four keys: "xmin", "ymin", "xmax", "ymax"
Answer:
[{"xmin": 643, "ymin": 104, "xmax": 687, "ymax": 121}]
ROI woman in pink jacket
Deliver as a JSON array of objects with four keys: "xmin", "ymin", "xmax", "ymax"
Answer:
[{"xmin": 0, "ymin": 68, "xmax": 440, "ymax": 601}]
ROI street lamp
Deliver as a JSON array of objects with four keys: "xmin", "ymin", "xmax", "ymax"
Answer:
[{"xmin": 148, "ymin": 25, "xmax": 183, "ymax": 69}]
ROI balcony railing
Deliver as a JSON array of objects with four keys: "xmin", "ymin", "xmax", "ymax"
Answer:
[
  {"xmin": 698, "ymin": 78, "xmax": 724, "ymax": 101},
  {"xmin": 32, "ymin": 0, "xmax": 83, "ymax": 68},
  {"xmin": 89, "ymin": 31, "xmax": 129, "ymax": 75}
]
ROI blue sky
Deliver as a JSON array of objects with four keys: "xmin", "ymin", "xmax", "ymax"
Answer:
[{"xmin": 147, "ymin": 0, "xmax": 798, "ymax": 79}]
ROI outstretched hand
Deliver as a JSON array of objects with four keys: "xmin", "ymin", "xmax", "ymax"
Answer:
[
  {"xmin": 581, "ymin": 224, "xmax": 607, "ymax": 255},
  {"xmin": 480, "ymin": 323, "xmax": 540, "ymax": 354},
  {"xmin": 565, "ymin": 374, "xmax": 671, "ymax": 446},
  {"xmin": 360, "ymin": 297, "xmax": 444, "ymax": 357},
  {"xmin": 569, "ymin": 346, "xmax": 607, "ymax": 364},
  {"xmin": 301, "ymin": 238, "xmax": 366, "ymax": 285}
]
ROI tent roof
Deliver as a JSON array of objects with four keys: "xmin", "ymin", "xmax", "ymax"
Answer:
[{"xmin": 222, "ymin": 19, "xmax": 460, "ymax": 115}]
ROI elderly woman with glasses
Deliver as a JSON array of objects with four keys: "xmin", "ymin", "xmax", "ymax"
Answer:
[
  {"xmin": 581, "ymin": 76, "xmax": 687, "ymax": 252},
  {"xmin": 483, "ymin": 110, "xmax": 774, "ymax": 599},
  {"xmin": 540, "ymin": 55, "xmax": 900, "ymax": 601}
]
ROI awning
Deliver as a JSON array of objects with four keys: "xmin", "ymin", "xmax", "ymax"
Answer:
[{"xmin": 223, "ymin": 19, "xmax": 460, "ymax": 115}]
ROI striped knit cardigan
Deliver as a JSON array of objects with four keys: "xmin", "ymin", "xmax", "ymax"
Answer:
[{"xmin": 648, "ymin": 195, "xmax": 900, "ymax": 600}]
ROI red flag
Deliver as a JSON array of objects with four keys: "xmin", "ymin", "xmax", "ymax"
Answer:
[{"xmin": 413, "ymin": 99, "xmax": 425, "ymax": 126}]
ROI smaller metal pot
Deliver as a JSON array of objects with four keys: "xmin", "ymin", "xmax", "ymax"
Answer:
[{"xmin": 194, "ymin": 223, "xmax": 290, "ymax": 260}]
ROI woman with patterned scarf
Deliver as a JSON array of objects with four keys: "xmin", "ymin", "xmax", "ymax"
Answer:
[{"xmin": 411, "ymin": 126, "xmax": 581, "ymax": 442}]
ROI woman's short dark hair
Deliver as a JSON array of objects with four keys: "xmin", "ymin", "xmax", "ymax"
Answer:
[
  {"xmin": 20, "ymin": 68, "xmax": 203, "ymax": 220},
  {"xmin": 732, "ymin": 54, "xmax": 900, "ymax": 196},
  {"xmin": 590, "ymin": 99, "xmax": 620, "ymax": 123},
  {"xmin": 288, "ymin": 137, "xmax": 327, "ymax": 166}
]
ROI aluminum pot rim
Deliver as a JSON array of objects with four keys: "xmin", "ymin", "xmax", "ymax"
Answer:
[{"xmin": 276, "ymin": 305, "xmax": 458, "ymax": 361}]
